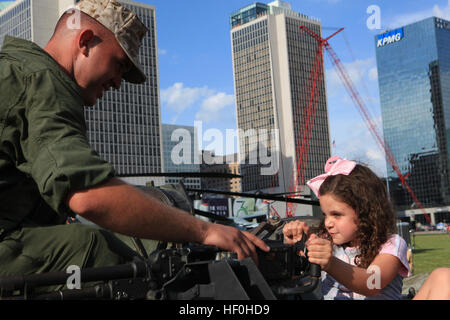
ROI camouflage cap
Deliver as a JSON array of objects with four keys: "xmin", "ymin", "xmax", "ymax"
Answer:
[{"xmin": 75, "ymin": 0, "xmax": 148, "ymax": 84}]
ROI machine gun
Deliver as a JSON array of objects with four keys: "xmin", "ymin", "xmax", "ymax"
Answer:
[{"xmin": 0, "ymin": 217, "xmax": 321, "ymax": 300}]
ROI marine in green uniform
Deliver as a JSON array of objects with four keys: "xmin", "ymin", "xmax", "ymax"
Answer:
[{"xmin": 0, "ymin": 0, "xmax": 269, "ymax": 291}]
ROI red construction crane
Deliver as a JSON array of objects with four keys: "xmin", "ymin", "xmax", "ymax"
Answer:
[
  {"xmin": 285, "ymin": 27, "xmax": 344, "ymax": 217},
  {"xmin": 297, "ymin": 25, "xmax": 431, "ymax": 223}
]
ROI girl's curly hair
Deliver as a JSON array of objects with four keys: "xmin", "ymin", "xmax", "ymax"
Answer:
[{"xmin": 316, "ymin": 164, "xmax": 396, "ymax": 268}]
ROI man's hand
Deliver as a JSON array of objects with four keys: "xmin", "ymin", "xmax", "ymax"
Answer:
[
  {"xmin": 305, "ymin": 234, "xmax": 333, "ymax": 271},
  {"xmin": 68, "ymin": 178, "xmax": 270, "ymax": 264},
  {"xmin": 202, "ymin": 223, "xmax": 270, "ymax": 264},
  {"xmin": 282, "ymin": 220, "xmax": 310, "ymax": 245}
]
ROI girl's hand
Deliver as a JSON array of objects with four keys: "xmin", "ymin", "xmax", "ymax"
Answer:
[
  {"xmin": 305, "ymin": 234, "xmax": 333, "ymax": 272},
  {"xmin": 283, "ymin": 220, "xmax": 310, "ymax": 245}
]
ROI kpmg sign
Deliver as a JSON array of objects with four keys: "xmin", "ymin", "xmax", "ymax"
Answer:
[{"xmin": 377, "ymin": 28, "xmax": 404, "ymax": 47}]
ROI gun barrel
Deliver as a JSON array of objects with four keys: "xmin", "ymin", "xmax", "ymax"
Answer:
[{"xmin": 0, "ymin": 258, "xmax": 148, "ymax": 293}]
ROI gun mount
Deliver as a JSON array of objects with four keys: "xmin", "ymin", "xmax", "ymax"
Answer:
[{"xmin": 0, "ymin": 217, "xmax": 321, "ymax": 300}]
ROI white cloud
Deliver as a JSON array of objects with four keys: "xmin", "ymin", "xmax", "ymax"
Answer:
[
  {"xmin": 325, "ymin": 57, "xmax": 381, "ymax": 123},
  {"xmin": 368, "ymin": 67, "xmax": 378, "ymax": 81},
  {"xmin": 196, "ymin": 92, "xmax": 235, "ymax": 123},
  {"xmin": 158, "ymin": 48, "xmax": 167, "ymax": 55},
  {"xmin": 160, "ymin": 82, "xmax": 212, "ymax": 113},
  {"xmin": 161, "ymin": 82, "xmax": 236, "ymax": 124},
  {"xmin": 326, "ymin": 57, "xmax": 377, "ymax": 97},
  {"xmin": 366, "ymin": 148, "xmax": 384, "ymax": 161},
  {"xmin": 331, "ymin": 116, "xmax": 387, "ymax": 177},
  {"xmin": 340, "ymin": 58, "xmax": 375, "ymax": 84},
  {"xmin": 311, "ymin": 0, "xmax": 341, "ymax": 4},
  {"xmin": 387, "ymin": 0, "xmax": 450, "ymax": 29},
  {"xmin": 433, "ymin": 1, "xmax": 450, "ymax": 19}
]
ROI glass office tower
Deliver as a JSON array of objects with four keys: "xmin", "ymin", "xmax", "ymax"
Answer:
[
  {"xmin": 230, "ymin": 1, "xmax": 331, "ymax": 194},
  {"xmin": 375, "ymin": 17, "xmax": 450, "ymax": 210}
]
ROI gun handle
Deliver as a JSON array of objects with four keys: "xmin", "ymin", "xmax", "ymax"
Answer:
[{"xmin": 309, "ymin": 263, "xmax": 321, "ymax": 278}]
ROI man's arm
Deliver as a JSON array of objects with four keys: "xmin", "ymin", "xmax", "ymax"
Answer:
[{"xmin": 67, "ymin": 177, "xmax": 269, "ymax": 261}]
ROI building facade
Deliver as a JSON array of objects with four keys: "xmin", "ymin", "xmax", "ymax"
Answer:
[
  {"xmin": 161, "ymin": 124, "xmax": 201, "ymax": 190},
  {"xmin": 84, "ymin": 0, "xmax": 162, "ymax": 176},
  {"xmin": 200, "ymin": 152, "xmax": 241, "ymax": 194},
  {"xmin": 0, "ymin": 0, "xmax": 74, "ymax": 47},
  {"xmin": 375, "ymin": 17, "xmax": 450, "ymax": 211},
  {"xmin": 1, "ymin": 0, "xmax": 163, "ymax": 177},
  {"xmin": 230, "ymin": 1, "xmax": 331, "ymax": 194}
]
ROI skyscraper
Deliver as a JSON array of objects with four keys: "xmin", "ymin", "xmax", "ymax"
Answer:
[
  {"xmin": 375, "ymin": 17, "xmax": 450, "ymax": 212},
  {"xmin": 161, "ymin": 124, "xmax": 201, "ymax": 190},
  {"xmin": 230, "ymin": 1, "xmax": 331, "ymax": 194},
  {"xmin": 200, "ymin": 152, "xmax": 241, "ymax": 193},
  {"xmin": 84, "ymin": 0, "xmax": 162, "ymax": 176},
  {"xmin": 0, "ymin": 0, "xmax": 74, "ymax": 47},
  {"xmin": 0, "ymin": 0, "xmax": 163, "ymax": 177}
]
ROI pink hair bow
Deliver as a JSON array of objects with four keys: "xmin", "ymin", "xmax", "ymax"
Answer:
[{"xmin": 306, "ymin": 156, "xmax": 357, "ymax": 198}]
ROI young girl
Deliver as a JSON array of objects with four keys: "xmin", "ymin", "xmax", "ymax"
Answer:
[{"xmin": 283, "ymin": 156, "xmax": 411, "ymax": 300}]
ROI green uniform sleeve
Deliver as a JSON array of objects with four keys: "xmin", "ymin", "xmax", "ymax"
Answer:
[{"xmin": 22, "ymin": 69, "xmax": 115, "ymax": 216}]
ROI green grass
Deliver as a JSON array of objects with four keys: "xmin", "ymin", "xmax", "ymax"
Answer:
[{"xmin": 411, "ymin": 233, "xmax": 450, "ymax": 275}]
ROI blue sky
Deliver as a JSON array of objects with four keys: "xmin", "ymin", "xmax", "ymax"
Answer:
[{"xmin": 138, "ymin": 0, "xmax": 450, "ymax": 177}]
